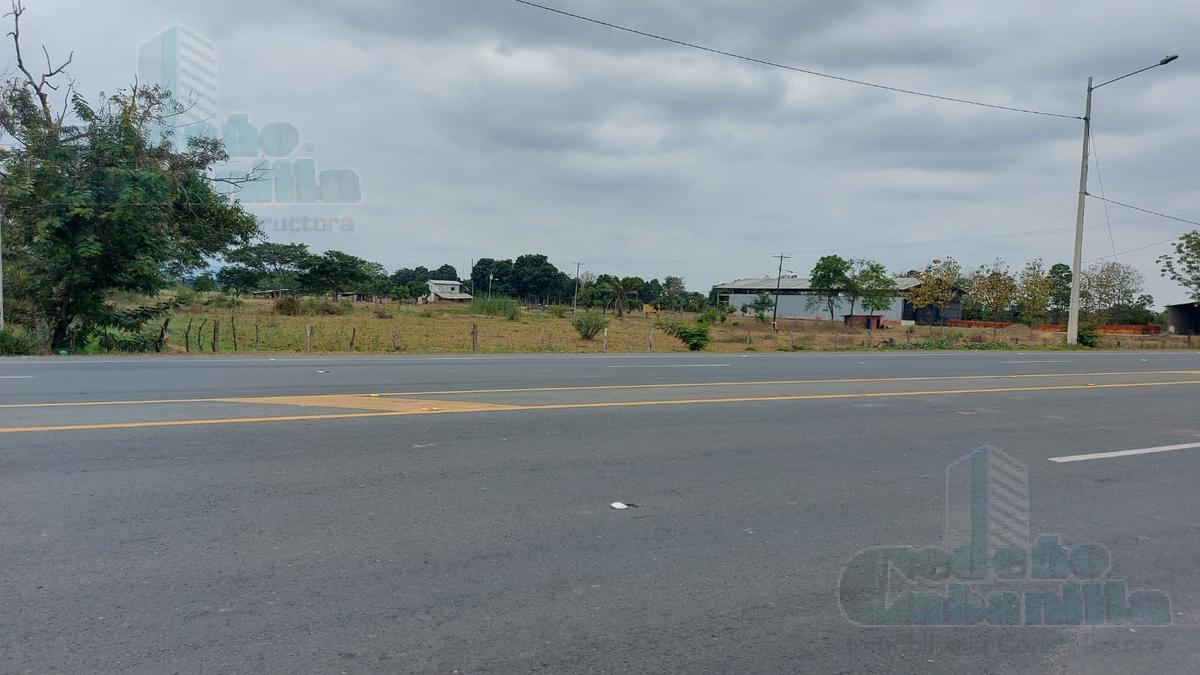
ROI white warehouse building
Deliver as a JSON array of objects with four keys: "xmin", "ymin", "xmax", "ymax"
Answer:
[{"xmin": 712, "ymin": 276, "xmax": 962, "ymax": 325}]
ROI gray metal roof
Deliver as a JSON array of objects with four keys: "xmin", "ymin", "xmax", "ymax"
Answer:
[
  {"xmin": 427, "ymin": 280, "xmax": 461, "ymax": 285},
  {"xmin": 713, "ymin": 276, "xmax": 921, "ymax": 291}
]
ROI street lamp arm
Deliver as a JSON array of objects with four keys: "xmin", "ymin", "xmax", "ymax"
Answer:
[{"xmin": 1092, "ymin": 56, "xmax": 1179, "ymax": 90}]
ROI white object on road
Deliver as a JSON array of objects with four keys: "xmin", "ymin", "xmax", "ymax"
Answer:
[{"xmin": 610, "ymin": 502, "xmax": 628, "ymax": 510}]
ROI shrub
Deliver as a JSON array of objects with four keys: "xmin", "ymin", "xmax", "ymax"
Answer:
[
  {"xmin": 1077, "ymin": 323, "xmax": 1101, "ymax": 348},
  {"xmin": 274, "ymin": 295, "xmax": 304, "ymax": 316},
  {"xmin": 372, "ymin": 305, "xmax": 393, "ymax": 319},
  {"xmin": 889, "ymin": 336, "xmax": 957, "ymax": 350},
  {"xmin": 303, "ymin": 298, "xmax": 354, "ymax": 315},
  {"xmin": 96, "ymin": 330, "xmax": 157, "ymax": 353},
  {"xmin": 203, "ymin": 293, "xmax": 243, "ymax": 309},
  {"xmin": 572, "ymin": 312, "xmax": 608, "ymax": 340},
  {"xmin": 0, "ymin": 327, "xmax": 38, "ymax": 355},
  {"xmin": 656, "ymin": 320, "xmax": 711, "ymax": 351},
  {"xmin": 469, "ymin": 297, "xmax": 522, "ymax": 320},
  {"xmin": 547, "ymin": 305, "xmax": 569, "ymax": 318}
]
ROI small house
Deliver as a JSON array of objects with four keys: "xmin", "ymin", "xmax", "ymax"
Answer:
[{"xmin": 422, "ymin": 280, "xmax": 473, "ymax": 304}]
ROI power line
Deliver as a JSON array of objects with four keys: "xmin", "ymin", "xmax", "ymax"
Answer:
[
  {"xmin": 1088, "ymin": 130, "xmax": 1118, "ymax": 260},
  {"xmin": 1085, "ymin": 194, "xmax": 1200, "ymax": 229},
  {"xmin": 511, "ymin": 0, "xmax": 1082, "ymax": 120}
]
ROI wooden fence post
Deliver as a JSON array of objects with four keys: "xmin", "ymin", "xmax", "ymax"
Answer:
[
  {"xmin": 184, "ymin": 317, "xmax": 194, "ymax": 353},
  {"xmin": 254, "ymin": 323, "xmax": 261, "ymax": 351},
  {"xmin": 349, "ymin": 326, "xmax": 357, "ymax": 350},
  {"xmin": 305, "ymin": 325, "xmax": 312, "ymax": 353},
  {"xmin": 211, "ymin": 320, "xmax": 221, "ymax": 353},
  {"xmin": 647, "ymin": 326, "xmax": 654, "ymax": 353},
  {"xmin": 471, "ymin": 323, "xmax": 478, "ymax": 352},
  {"xmin": 196, "ymin": 319, "xmax": 207, "ymax": 352},
  {"xmin": 602, "ymin": 327, "xmax": 608, "ymax": 353},
  {"xmin": 392, "ymin": 322, "xmax": 401, "ymax": 350},
  {"xmin": 230, "ymin": 313, "xmax": 238, "ymax": 351}
]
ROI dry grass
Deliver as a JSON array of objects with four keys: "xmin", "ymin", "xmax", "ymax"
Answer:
[{"xmin": 162, "ymin": 299, "xmax": 1194, "ymax": 355}]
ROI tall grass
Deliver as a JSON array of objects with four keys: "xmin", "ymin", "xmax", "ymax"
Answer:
[{"xmin": 469, "ymin": 297, "xmax": 521, "ymax": 320}]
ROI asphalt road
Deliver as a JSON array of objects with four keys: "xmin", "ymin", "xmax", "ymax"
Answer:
[{"xmin": 3, "ymin": 351, "xmax": 1200, "ymax": 673}]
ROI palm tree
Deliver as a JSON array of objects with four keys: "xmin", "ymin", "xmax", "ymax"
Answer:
[{"xmin": 602, "ymin": 277, "xmax": 643, "ymax": 319}]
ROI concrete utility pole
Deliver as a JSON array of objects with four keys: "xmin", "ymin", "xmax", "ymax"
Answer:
[
  {"xmin": 571, "ymin": 261, "xmax": 584, "ymax": 314},
  {"xmin": 771, "ymin": 252, "xmax": 791, "ymax": 327},
  {"xmin": 1067, "ymin": 55, "xmax": 1177, "ymax": 345},
  {"xmin": 0, "ymin": 202, "xmax": 5, "ymax": 331}
]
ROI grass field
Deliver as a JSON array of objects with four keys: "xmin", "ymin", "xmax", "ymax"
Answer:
[{"xmin": 160, "ymin": 298, "xmax": 1196, "ymax": 355}]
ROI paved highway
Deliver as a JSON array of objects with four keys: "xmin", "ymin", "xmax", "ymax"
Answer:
[{"xmin": 3, "ymin": 351, "xmax": 1200, "ymax": 672}]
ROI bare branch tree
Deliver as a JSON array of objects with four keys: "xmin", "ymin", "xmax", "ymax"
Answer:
[{"xmin": 6, "ymin": 0, "xmax": 73, "ymax": 124}]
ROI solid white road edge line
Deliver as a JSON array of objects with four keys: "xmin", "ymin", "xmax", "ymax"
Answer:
[{"xmin": 1048, "ymin": 441, "xmax": 1200, "ymax": 463}]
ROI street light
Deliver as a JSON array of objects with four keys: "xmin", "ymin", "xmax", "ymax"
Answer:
[{"xmin": 1066, "ymin": 55, "xmax": 1178, "ymax": 345}]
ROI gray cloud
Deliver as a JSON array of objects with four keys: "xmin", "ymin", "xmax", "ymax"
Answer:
[{"xmin": 26, "ymin": 0, "xmax": 1200, "ymax": 303}]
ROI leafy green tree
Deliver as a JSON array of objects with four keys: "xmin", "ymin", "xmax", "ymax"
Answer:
[
  {"xmin": 0, "ymin": 12, "xmax": 259, "ymax": 350},
  {"xmin": 1080, "ymin": 261, "xmax": 1145, "ymax": 324},
  {"xmin": 854, "ymin": 261, "xmax": 897, "ymax": 317},
  {"xmin": 431, "ymin": 264, "xmax": 459, "ymax": 281},
  {"xmin": 359, "ymin": 261, "xmax": 392, "ymax": 301},
  {"xmin": 191, "ymin": 273, "xmax": 219, "ymax": 293},
  {"xmin": 216, "ymin": 266, "xmax": 262, "ymax": 296},
  {"xmin": 807, "ymin": 255, "xmax": 852, "ymax": 320},
  {"xmin": 746, "ymin": 292, "xmax": 776, "ymax": 322},
  {"xmin": 298, "ymin": 250, "xmax": 372, "ymax": 298},
  {"xmin": 1015, "ymin": 258, "xmax": 1053, "ymax": 323},
  {"xmin": 1158, "ymin": 231, "xmax": 1200, "ymax": 302},
  {"xmin": 1048, "ymin": 263, "xmax": 1073, "ymax": 323},
  {"xmin": 904, "ymin": 257, "xmax": 962, "ymax": 325},
  {"xmin": 967, "ymin": 259, "xmax": 1017, "ymax": 322},
  {"xmin": 225, "ymin": 242, "xmax": 309, "ymax": 290},
  {"xmin": 601, "ymin": 276, "xmax": 643, "ymax": 318}
]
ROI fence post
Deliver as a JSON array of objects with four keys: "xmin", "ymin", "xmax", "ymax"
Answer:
[
  {"xmin": 647, "ymin": 326, "xmax": 654, "ymax": 353},
  {"xmin": 305, "ymin": 325, "xmax": 312, "ymax": 353},
  {"xmin": 349, "ymin": 326, "xmax": 357, "ymax": 350},
  {"xmin": 254, "ymin": 322, "xmax": 261, "ymax": 351},
  {"xmin": 184, "ymin": 317, "xmax": 193, "ymax": 353},
  {"xmin": 230, "ymin": 313, "xmax": 238, "ymax": 351},
  {"xmin": 788, "ymin": 331, "xmax": 795, "ymax": 349},
  {"xmin": 602, "ymin": 327, "xmax": 608, "ymax": 353},
  {"xmin": 471, "ymin": 323, "xmax": 478, "ymax": 352},
  {"xmin": 212, "ymin": 320, "xmax": 221, "ymax": 353},
  {"xmin": 393, "ymin": 322, "xmax": 400, "ymax": 350},
  {"xmin": 196, "ymin": 319, "xmax": 207, "ymax": 352}
]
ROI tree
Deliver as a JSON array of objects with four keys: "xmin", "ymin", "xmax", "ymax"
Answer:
[
  {"xmin": 511, "ymin": 254, "xmax": 563, "ymax": 302},
  {"xmin": 297, "ymin": 250, "xmax": 372, "ymax": 298},
  {"xmin": 1158, "ymin": 231, "xmax": 1200, "ymax": 302},
  {"xmin": 431, "ymin": 264, "xmax": 459, "ymax": 281},
  {"xmin": 854, "ymin": 261, "xmax": 898, "ymax": 318},
  {"xmin": 191, "ymin": 273, "xmax": 219, "ymax": 293},
  {"xmin": 904, "ymin": 257, "xmax": 962, "ymax": 325},
  {"xmin": 0, "ymin": 6, "xmax": 259, "ymax": 350},
  {"xmin": 1015, "ymin": 259, "xmax": 1053, "ymax": 324},
  {"xmin": 745, "ymin": 292, "xmax": 775, "ymax": 322},
  {"xmin": 359, "ymin": 261, "xmax": 392, "ymax": 301},
  {"xmin": 1080, "ymin": 261, "xmax": 1145, "ymax": 324},
  {"xmin": 216, "ymin": 266, "xmax": 262, "ymax": 296},
  {"xmin": 225, "ymin": 242, "xmax": 310, "ymax": 289},
  {"xmin": 967, "ymin": 259, "xmax": 1016, "ymax": 322},
  {"xmin": 658, "ymin": 276, "xmax": 689, "ymax": 311},
  {"xmin": 807, "ymin": 255, "xmax": 852, "ymax": 321},
  {"xmin": 601, "ymin": 276, "xmax": 643, "ymax": 318},
  {"xmin": 1047, "ymin": 263, "xmax": 1073, "ymax": 323}
]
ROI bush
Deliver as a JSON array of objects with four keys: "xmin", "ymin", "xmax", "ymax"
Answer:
[
  {"xmin": 0, "ymin": 327, "xmax": 38, "ymax": 355},
  {"xmin": 572, "ymin": 312, "xmax": 608, "ymax": 340},
  {"xmin": 274, "ymin": 295, "xmax": 304, "ymax": 316},
  {"xmin": 303, "ymin": 298, "xmax": 354, "ymax": 315},
  {"xmin": 547, "ymin": 305, "xmax": 569, "ymax": 319},
  {"xmin": 96, "ymin": 330, "xmax": 157, "ymax": 353},
  {"xmin": 372, "ymin": 305, "xmax": 393, "ymax": 319},
  {"xmin": 1077, "ymin": 323, "xmax": 1101, "ymax": 348},
  {"xmin": 470, "ymin": 297, "xmax": 522, "ymax": 320},
  {"xmin": 656, "ymin": 320, "xmax": 711, "ymax": 351},
  {"xmin": 889, "ymin": 336, "xmax": 957, "ymax": 350}
]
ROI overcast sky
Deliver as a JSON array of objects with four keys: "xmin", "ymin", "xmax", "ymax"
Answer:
[{"xmin": 25, "ymin": 0, "xmax": 1200, "ymax": 303}]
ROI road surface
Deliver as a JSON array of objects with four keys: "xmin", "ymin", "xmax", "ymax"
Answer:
[{"xmin": 3, "ymin": 351, "xmax": 1199, "ymax": 672}]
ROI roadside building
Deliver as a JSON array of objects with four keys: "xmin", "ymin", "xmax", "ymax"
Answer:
[
  {"xmin": 1166, "ymin": 301, "xmax": 1200, "ymax": 335},
  {"xmin": 711, "ymin": 276, "xmax": 963, "ymax": 325},
  {"xmin": 421, "ymin": 279, "xmax": 474, "ymax": 304}
]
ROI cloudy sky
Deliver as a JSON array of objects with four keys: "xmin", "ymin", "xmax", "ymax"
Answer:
[{"xmin": 25, "ymin": 0, "xmax": 1200, "ymax": 303}]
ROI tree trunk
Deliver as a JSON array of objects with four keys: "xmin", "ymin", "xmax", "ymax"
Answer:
[{"xmin": 50, "ymin": 300, "xmax": 72, "ymax": 350}]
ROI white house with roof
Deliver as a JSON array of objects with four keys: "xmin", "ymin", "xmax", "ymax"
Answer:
[
  {"xmin": 711, "ymin": 276, "xmax": 962, "ymax": 325},
  {"xmin": 421, "ymin": 279, "xmax": 473, "ymax": 304}
]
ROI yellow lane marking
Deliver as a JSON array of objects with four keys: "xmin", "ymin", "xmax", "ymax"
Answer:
[
  {"xmin": 2, "ymin": 378, "xmax": 1198, "ymax": 434},
  {"xmin": 214, "ymin": 395, "xmax": 519, "ymax": 413},
  {"xmin": 2, "ymin": 370, "xmax": 1198, "ymax": 409}
]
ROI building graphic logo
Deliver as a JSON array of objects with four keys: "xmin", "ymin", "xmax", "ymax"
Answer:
[
  {"xmin": 839, "ymin": 446, "xmax": 1171, "ymax": 626},
  {"xmin": 137, "ymin": 26, "xmax": 361, "ymax": 205}
]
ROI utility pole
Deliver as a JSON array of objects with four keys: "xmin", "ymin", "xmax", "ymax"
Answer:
[
  {"xmin": 488, "ymin": 272, "xmax": 494, "ymax": 299},
  {"xmin": 1066, "ymin": 78, "xmax": 1092, "ymax": 346},
  {"xmin": 1066, "ymin": 55, "xmax": 1177, "ymax": 345},
  {"xmin": 571, "ymin": 261, "xmax": 583, "ymax": 314},
  {"xmin": 771, "ymin": 252, "xmax": 791, "ymax": 328}
]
